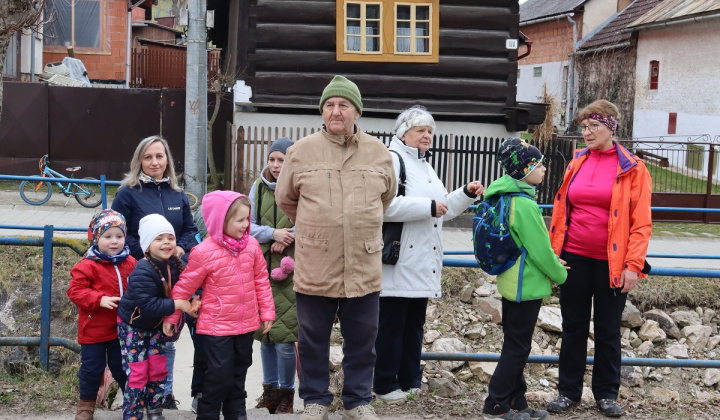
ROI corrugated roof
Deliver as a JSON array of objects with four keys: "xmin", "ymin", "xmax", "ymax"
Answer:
[
  {"xmin": 520, "ymin": 0, "xmax": 587, "ymax": 23},
  {"xmin": 630, "ymin": 0, "xmax": 720, "ymax": 27},
  {"xmin": 578, "ymin": 0, "xmax": 665, "ymax": 51}
]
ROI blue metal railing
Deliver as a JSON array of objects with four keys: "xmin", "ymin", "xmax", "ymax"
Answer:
[{"xmin": 1, "ymin": 178, "xmax": 720, "ymax": 370}]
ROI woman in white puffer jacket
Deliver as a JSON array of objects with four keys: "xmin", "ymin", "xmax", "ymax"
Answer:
[{"xmin": 373, "ymin": 105, "xmax": 485, "ymax": 402}]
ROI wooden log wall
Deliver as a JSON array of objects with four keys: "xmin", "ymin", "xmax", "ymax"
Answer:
[{"xmin": 240, "ymin": 0, "xmax": 523, "ymax": 122}]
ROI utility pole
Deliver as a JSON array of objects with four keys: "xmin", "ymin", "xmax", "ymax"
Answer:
[{"xmin": 184, "ymin": 0, "xmax": 208, "ymax": 200}]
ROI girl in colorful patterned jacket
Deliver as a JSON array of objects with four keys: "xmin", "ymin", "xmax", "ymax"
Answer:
[
  {"xmin": 68, "ymin": 209, "xmax": 137, "ymax": 420},
  {"xmin": 116, "ymin": 214, "xmax": 196, "ymax": 420},
  {"xmin": 165, "ymin": 190, "xmax": 276, "ymax": 420}
]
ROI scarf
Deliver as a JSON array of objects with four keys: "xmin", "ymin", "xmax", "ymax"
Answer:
[
  {"xmin": 223, "ymin": 229, "xmax": 250, "ymax": 253},
  {"xmin": 85, "ymin": 245, "xmax": 131, "ymax": 264},
  {"xmin": 139, "ymin": 172, "xmax": 171, "ymax": 185}
]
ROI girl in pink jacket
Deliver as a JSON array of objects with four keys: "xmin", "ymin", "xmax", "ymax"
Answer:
[{"xmin": 164, "ymin": 190, "xmax": 275, "ymax": 420}]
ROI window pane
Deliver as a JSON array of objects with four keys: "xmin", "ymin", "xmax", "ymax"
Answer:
[
  {"xmin": 367, "ymin": 36, "xmax": 379, "ymax": 52},
  {"xmin": 416, "ymin": 38, "xmax": 428, "ymax": 53},
  {"xmin": 75, "ymin": 0, "xmax": 101, "ymax": 48},
  {"xmin": 347, "ymin": 22, "xmax": 361, "ymax": 51},
  {"xmin": 43, "ymin": 0, "xmax": 72, "ymax": 47},
  {"xmin": 366, "ymin": 21, "xmax": 378, "ymax": 36},
  {"xmin": 397, "ymin": 5, "xmax": 410, "ymax": 20},
  {"xmin": 366, "ymin": 5, "xmax": 380, "ymax": 20},
  {"xmin": 416, "ymin": 6, "xmax": 429, "ymax": 21},
  {"xmin": 347, "ymin": 3, "xmax": 360, "ymax": 19},
  {"xmin": 416, "ymin": 22, "xmax": 428, "ymax": 37},
  {"xmin": 397, "ymin": 21, "xmax": 410, "ymax": 32}
]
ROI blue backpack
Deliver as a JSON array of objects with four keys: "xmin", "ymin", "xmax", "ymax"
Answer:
[{"xmin": 472, "ymin": 192, "xmax": 532, "ymax": 275}]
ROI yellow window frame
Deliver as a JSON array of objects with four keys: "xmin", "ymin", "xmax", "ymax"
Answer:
[{"xmin": 336, "ymin": 0, "xmax": 439, "ymax": 63}]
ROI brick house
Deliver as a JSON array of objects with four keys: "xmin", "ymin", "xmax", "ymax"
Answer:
[
  {"xmin": 518, "ymin": 0, "xmax": 629, "ymax": 132},
  {"xmin": 42, "ymin": 0, "xmax": 156, "ymax": 84}
]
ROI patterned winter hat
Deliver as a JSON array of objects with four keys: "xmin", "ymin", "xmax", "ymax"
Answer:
[
  {"xmin": 88, "ymin": 209, "xmax": 127, "ymax": 244},
  {"xmin": 497, "ymin": 138, "xmax": 544, "ymax": 180}
]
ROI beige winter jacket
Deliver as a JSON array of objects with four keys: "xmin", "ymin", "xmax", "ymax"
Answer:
[{"xmin": 275, "ymin": 125, "xmax": 397, "ymax": 298}]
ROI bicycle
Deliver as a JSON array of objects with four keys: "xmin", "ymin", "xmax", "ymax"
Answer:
[
  {"xmin": 176, "ymin": 161, "xmax": 199, "ymax": 211},
  {"xmin": 19, "ymin": 154, "xmax": 103, "ymax": 208}
]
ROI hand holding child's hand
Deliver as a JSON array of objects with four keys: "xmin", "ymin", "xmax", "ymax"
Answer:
[
  {"xmin": 262, "ymin": 321, "xmax": 273, "ymax": 334},
  {"xmin": 271, "ymin": 242, "xmax": 287, "ymax": 254},
  {"xmin": 100, "ymin": 296, "xmax": 121, "ymax": 309},
  {"xmin": 188, "ymin": 296, "xmax": 201, "ymax": 317},
  {"xmin": 163, "ymin": 322, "xmax": 175, "ymax": 337},
  {"xmin": 558, "ymin": 257, "xmax": 571, "ymax": 270},
  {"xmin": 174, "ymin": 299, "xmax": 191, "ymax": 313}
]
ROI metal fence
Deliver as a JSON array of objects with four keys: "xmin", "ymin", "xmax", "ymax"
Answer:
[
  {"xmin": 237, "ymin": 128, "xmax": 577, "ymax": 205},
  {"xmin": 130, "ymin": 48, "xmax": 222, "ymax": 89}
]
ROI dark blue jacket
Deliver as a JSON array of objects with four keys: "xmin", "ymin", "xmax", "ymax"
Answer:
[
  {"xmin": 112, "ymin": 182, "xmax": 198, "ymax": 260},
  {"xmin": 117, "ymin": 257, "xmax": 181, "ymax": 330}
]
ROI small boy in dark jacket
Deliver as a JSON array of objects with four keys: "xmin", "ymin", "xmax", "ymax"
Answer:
[{"xmin": 481, "ymin": 138, "xmax": 569, "ymax": 420}]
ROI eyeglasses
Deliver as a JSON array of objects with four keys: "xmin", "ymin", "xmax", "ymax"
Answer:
[{"xmin": 579, "ymin": 123, "xmax": 602, "ymax": 133}]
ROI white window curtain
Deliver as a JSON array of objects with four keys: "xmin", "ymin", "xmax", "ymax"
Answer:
[
  {"xmin": 397, "ymin": 27, "xmax": 410, "ymax": 52},
  {"xmin": 347, "ymin": 25, "xmax": 361, "ymax": 51}
]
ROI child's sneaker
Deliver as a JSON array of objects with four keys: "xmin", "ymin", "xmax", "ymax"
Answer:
[
  {"xmin": 546, "ymin": 395, "xmax": 577, "ymax": 413},
  {"xmin": 518, "ymin": 406, "xmax": 548, "ymax": 420},
  {"xmin": 376, "ymin": 389, "xmax": 407, "ymax": 403},
  {"xmin": 483, "ymin": 409, "xmax": 530, "ymax": 420}
]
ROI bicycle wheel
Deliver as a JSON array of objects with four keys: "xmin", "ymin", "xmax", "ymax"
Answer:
[
  {"xmin": 186, "ymin": 192, "xmax": 199, "ymax": 211},
  {"xmin": 19, "ymin": 180, "xmax": 52, "ymax": 205},
  {"xmin": 74, "ymin": 177, "xmax": 103, "ymax": 208}
]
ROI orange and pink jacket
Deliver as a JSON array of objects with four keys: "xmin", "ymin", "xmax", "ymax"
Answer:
[
  {"xmin": 549, "ymin": 142, "xmax": 652, "ymax": 288},
  {"xmin": 166, "ymin": 191, "xmax": 275, "ymax": 335}
]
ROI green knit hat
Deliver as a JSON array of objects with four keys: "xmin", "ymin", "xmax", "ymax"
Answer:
[{"xmin": 319, "ymin": 75, "xmax": 363, "ymax": 116}]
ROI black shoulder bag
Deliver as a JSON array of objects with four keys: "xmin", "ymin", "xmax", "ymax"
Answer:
[{"xmin": 381, "ymin": 150, "xmax": 406, "ymax": 265}]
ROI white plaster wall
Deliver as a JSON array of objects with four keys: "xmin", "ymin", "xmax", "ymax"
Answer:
[
  {"xmin": 582, "ymin": 0, "xmax": 618, "ymax": 39},
  {"xmin": 233, "ymin": 110, "xmax": 515, "ymax": 140},
  {"xmin": 517, "ymin": 61, "xmax": 569, "ymax": 128},
  {"xmin": 20, "ymin": 27, "xmax": 43, "ymax": 76},
  {"xmin": 633, "ymin": 19, "xmax": 720, "ymax": 136},
  {"xmin": 632, "ymin": 19, "xmax": 720, "ymax": 181}
]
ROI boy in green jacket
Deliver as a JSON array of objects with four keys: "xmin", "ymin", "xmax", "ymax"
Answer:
[{"xmin": 481, "ymin": 138, "xmax": 569, "ymax": 420}]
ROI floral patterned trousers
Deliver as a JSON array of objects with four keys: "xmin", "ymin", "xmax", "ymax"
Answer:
[{"xmin": 118, "ymin": 320, "xmax": 167, "ymax": 420}]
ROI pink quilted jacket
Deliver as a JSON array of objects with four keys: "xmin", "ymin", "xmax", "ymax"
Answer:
[{"xmin": 166, "ymin": 191, "xmax": 275, "ymax": 336}]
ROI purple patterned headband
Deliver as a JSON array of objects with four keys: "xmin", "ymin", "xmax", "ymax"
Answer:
[{"xmin": 589, "ymin": 113, "xmax": 618, "ymax": 133}]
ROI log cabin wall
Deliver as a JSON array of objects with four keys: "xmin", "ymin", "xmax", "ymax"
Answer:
[{"xmin": 237, "ymin": 0, "xmax": 525, "ymax": 128}]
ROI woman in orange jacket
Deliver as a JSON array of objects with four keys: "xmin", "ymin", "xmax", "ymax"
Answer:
[{"xmin": 546, "ymin": 100, "xmax": 652, "ymax": 418}]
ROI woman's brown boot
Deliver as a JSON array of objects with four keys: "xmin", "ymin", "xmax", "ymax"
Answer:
[
  {"xmin": 254, "ymin": 383, "xmax": 279, "ymax": 413},
  {"xmin": 275, "ymin": 387, "xmax": 295, "ymax": 414},
  {"xmin": 75, "ymin": 399, "xmax": 96, "ymax": 420}
]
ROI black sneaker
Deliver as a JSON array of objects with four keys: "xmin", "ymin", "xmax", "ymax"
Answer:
[
  {"xmin": 483, "ymin": 410, "xmax": 530, "ymax": 420},
  {"xmin": 596, "ymin": 399, "xmax": 623, "ymax": 417},
  {"xmin": 546, "ymin": 395, "xmax": 577, "ymax": 413},
  {"xmin": 161, "ymin": 394, "xmax": 179, "ymax": 410},
  {"xmin": 518, "ymin": 406, "xmax": 548, "ymax": 420}
]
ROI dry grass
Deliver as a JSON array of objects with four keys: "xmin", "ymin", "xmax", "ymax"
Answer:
[{"xmin": 630, "ymin": 275, "xmax": 720, "ymax": 311}]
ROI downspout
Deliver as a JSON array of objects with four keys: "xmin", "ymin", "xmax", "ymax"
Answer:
[
  {"xmin": 566, "ymin": 14, "xmax": 577, "ymax": 125},
  {"xmin": 126, "ymin": 10, "xmax": 131, "ymax": 88},
  {"xmin": 30, "ymin": 29, "xmax": 35, "ymax": 82}
]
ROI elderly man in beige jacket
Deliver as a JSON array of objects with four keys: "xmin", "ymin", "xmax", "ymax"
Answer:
[{"xmin": 276, "ymin": 75, "xmax": 397, "ymax": 420}]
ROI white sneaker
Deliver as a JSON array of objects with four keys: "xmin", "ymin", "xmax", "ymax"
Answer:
[
  {"xmin": 300, "ymin": 403, "xmax": 329, "ymax": 420},
  {"xmin": 342, "ymin": 404, "xmax": 379, "ymax": 419},
  {"xmin": 376, "ymin": 388, "xmax": 408, "ymax": 403}
]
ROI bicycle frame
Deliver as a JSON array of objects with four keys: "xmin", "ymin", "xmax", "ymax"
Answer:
[{"xmin": 40, "ymin": 166, "xmax": 80, "ymax": 195}]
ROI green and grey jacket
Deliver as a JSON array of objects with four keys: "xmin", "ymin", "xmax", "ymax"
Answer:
[
  {"xmin": 249, "ymin": 168, "xmax": 297, "ymax": 343},
  {"xmin": 485, "ymin": 175, "xmax": 567, "ymax": 302}
]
